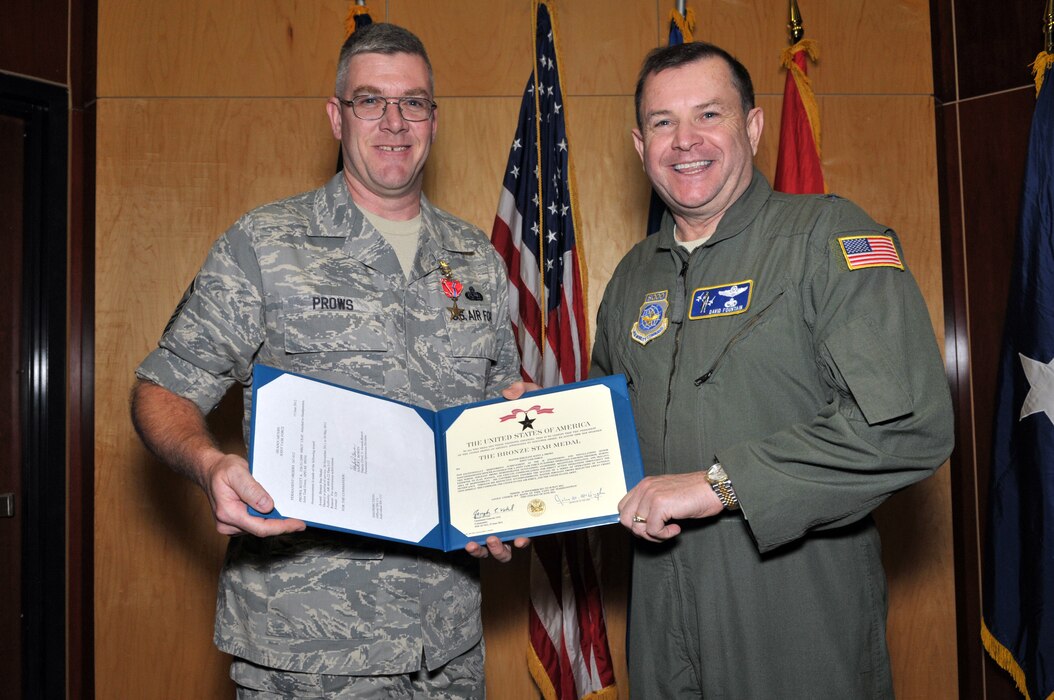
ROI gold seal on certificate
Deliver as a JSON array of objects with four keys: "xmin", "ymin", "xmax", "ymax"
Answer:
[{"xmin": 248, "ymin": 365, "xmax": 644, "ymax": 551}]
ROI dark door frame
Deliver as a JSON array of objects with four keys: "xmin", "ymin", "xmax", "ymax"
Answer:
[{"xmin": 0, "ymin": 71, "xmax": 69, "ymax": 700}]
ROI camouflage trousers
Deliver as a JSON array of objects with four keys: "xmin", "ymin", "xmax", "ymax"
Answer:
[{"xmin": 231, "ymin": 641, "xmax": 485, "ymax": 699}]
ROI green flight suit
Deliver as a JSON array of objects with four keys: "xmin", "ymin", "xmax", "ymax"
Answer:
[{"xmin": 590, "ymin": 170, "xmax": 953, "ymax": 699}]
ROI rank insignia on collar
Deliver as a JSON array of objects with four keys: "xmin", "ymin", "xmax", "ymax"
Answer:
[
  {"xmin": 631, "ymin": 290, "xmax": 670, "ymax": 346},
  {"xmin": 689, "ymin": 280, "xmax": 752, "ymax": 319},
  {"xmin": 838, "ymin": 235, "xmax": 904, "ymax": 271}
]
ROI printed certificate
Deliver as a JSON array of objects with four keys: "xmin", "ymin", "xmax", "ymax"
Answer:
[{"xmin": 248, "ymin": 365, "xmax": 644, "ymax": 550}]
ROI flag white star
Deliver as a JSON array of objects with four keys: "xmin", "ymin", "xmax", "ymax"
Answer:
[
  {"xmin": 532, "ymin": 193, "xmax": 540, "ymax": 206},
  {"xmin": 510, "ymin": 165, "xmax": 519, "ymax": 178},
  {"xmin": 548, "ymin": 202, "xmax": 558, "ymax": 216},
  {"xmin": 531, "ymin": 222, "xmax": 539, "ymax": 235},
  {"xmin": 558, "ymin": 139, "xmax": 567, "ymax": 151},
  {"xmin": 547, "ymin": 85, "xmax": 554, "ymax": 96},
  {"xmin": 512, "ymin": 138, "xmax": 522, "ymax": 151},
  {"xmin": 1020, "ymin": 353, "xmax": 1054, "ymax": 425},
  {"xmin": 560, "ymin": 204, "xmax": 569, "ymax": 216},
  {"xmin": 546, "ymin": 258, "xmax": 554, "ymax": 271},
  {"xmin": 554, "ymin": 102, "xmax": 562, "ymax": 114},
  {"xmin": 547, "ymin": 230, "xmax": 558, "ymax": 243}
]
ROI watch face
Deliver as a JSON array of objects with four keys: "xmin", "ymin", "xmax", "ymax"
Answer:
[{"xmin": 707, "ymin": 463, "xmax": 727, "ymax": 483}]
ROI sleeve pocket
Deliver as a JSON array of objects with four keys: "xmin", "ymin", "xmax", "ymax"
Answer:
[{"xmin": 824, "ymin": 315, "xmax": 913, "ymax": 424}]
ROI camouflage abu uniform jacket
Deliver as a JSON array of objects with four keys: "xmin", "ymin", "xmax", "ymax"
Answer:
[{"xmin": 136, "ymin": 172, "xmax": 521, "ymax": 675}]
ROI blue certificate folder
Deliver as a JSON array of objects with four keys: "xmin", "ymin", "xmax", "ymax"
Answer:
[{"xmin": 249, "ymin": 364, "xmax": 644, "ymax": 551}]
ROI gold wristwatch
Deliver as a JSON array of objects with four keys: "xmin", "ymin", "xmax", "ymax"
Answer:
[{"xmin": 706, "ymin": 462, "xmax": 740, "ymax": 511}]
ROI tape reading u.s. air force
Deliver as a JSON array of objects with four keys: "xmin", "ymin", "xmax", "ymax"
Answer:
[
  {"xmin": 688, "ymin": 280, "xmax": 753, "ymax": 320},
  {"xmin": 630, "ymin": 290, "xmax": 669, "ymax": 345}
]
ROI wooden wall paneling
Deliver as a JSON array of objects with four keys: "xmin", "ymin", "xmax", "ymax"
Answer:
[
  {"xmin": 955, "ymin": 87, "xmax": 1035, "ymax": 699},
  {"xmin": 95, "ymin": 97, "xmax": 337, "ymax": 699},
  {"xmin": 693, "ymin": 0, "xmax": 932, "ymax": 96},
  {"xmin": 0, "ymin": 0, "xmax": 68, "ymax": 83},
  {"xmin": 564, "ymin": 95, "xmax": 652, "ymax": 335},
  {"xmin": 801, "ymin": 0, "xmax": 933, "ymax": 95},
  {"xmin": 422, "ymin": 96, "xmax": 524, "ymax": 233},
  {"xmin": 97, "ymin": 0, "xmax": 347, "ymax": 97},
  {"xmin": 390, "ymin": 0, "xmax": 533, "ymax": 97},
  {"xmin": 950, "ymin": 0, "xmax": 1040, "ymax": 99},
  {"xmin": 549, "ymin": 0, "xmax": 659, "ymax": 96}
]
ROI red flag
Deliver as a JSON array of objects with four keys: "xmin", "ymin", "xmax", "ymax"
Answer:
[
  {"xmin": 774, "ymin": 40, "xmax": 825, "ymax": 194},
  {"xmin": 490, "ymin": 2, "xmax": 614, "ymax": 698}
]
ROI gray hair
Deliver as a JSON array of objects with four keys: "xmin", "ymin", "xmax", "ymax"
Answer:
[{"xmin": 334, "ymin": 23, "xmax": 434, "ymax": 96}]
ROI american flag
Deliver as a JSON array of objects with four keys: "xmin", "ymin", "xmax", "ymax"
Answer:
[
  {"xmin": 839, "ymin": 235, "xmax": 903, "ymax": 270},
  {"xmin": 490, "ymin": 3, "xmax": 614, "ymax": 699},
  {"xmin": 491, "ymin": 2, "xmax": 587, "ymax": 386}
]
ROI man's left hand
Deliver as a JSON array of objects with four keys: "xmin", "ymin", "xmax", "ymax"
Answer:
[{"xmin": 618, "ymin": 472, "xmax": 726, "ymax": 542}]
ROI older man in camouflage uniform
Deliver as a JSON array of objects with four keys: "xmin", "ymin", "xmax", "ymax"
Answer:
[{"xmin": 131, "ymin": 23, "xmax": 525, "ymax": 699}]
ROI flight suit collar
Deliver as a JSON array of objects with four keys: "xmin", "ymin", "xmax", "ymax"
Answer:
[{"xmin": 654, "ymin": 168, "xmax": 774, "ymax": 253}]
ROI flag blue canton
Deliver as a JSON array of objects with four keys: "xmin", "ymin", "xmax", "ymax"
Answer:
[
  {"xmin": 843, "ymin": 239, "xmax": 873, "ymax": 254},
  {"xmin": 535, "ymin": 5, "xmax": 575, "ymax": 318},
  {"xmin": 982, "ymin": 73, "xmax": 1054, "ymax": 700}
]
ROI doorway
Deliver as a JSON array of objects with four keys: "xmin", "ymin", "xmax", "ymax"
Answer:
[{"xmin": 0, "ymin": 71, "xmax": 69, "ymax": 700}]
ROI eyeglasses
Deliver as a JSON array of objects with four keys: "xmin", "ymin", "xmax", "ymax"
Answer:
[{"xmin": 336, "ymin": 95, "xmax": 437, "ymax": 122}]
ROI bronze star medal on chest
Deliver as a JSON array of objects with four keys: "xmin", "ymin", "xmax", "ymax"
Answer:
[{"xmin": 439, "ymin": 263, "xmax": 466, "ymax": 320}]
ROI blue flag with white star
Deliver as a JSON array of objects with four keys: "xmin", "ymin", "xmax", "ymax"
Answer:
[{"xmin": 981, "ymin": 73, "xmax": 1054, "ymax": 700}]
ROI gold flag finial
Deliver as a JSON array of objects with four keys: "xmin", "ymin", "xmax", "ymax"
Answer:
[{"xmin": 789, "ymin": 0, "xmax": 805, "ymax": 44}]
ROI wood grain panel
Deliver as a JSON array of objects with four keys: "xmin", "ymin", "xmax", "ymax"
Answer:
[
  {"xmin": 98, "ymin": 0, "xmax": 347, "ymax": 97},
  {"xmin": 95, "ymin": 97, "xmax": 337, "ymax": 699},
  {"xmin": 952, "ymin": 0, "xmax": 1038, "ymax": 99},
  {"xmin": 564, "ymin": 95, "xmax": 652, "ymax": 335},
  {"xmin": 422, "ymin": 97, "xmax": 524, "ymax": 233},
  {"xmin": 696, "ymin": 0, "xmax": 932, "ymax": 97},
  {"xmin": 550, "ymin": 0, "xmax": 658, "ymax": 97},
  {"xmin": 390, "ymin": 0, "xmax": 532, "ymax": 97}
]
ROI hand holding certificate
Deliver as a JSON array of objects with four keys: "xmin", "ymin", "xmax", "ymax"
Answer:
[{"xmin": 249, "ymin": 365, "xmax": 644, "ymax": 550}]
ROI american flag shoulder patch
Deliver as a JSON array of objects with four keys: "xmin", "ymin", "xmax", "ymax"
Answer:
[{"xmin": 838, "ymin": 235, "xmax": 904, "ymax": 270}]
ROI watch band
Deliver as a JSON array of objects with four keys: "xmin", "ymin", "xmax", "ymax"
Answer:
[{"xmin": 707, "ymin": 462, "xmax": 740, "ymax": 511}]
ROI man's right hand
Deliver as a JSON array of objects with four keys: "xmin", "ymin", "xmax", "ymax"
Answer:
[
  {"xmin": 131, "ymin": 379, "xmax": 306, "ymax": 538},
  {"xmin": 200, "ymin": 450, "xmax": 307, "ymax": 537}
]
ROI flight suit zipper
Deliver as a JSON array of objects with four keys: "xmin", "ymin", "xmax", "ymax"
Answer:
[
  {"xmin": 694, "ymin": 290, "xmax": 785, "ymax": 385},
  {"xmin": 662, "ymin": 258, "xmax": 690, "ymax": 475}
]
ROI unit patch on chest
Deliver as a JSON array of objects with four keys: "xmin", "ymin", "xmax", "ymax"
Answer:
[
  {"xmin": 688, "ymin": 280, "xmax": 753, "ymax": 319},
  {"xmin": 630, "ymin": 290, "xmax": 670, "ymax": 345}
]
